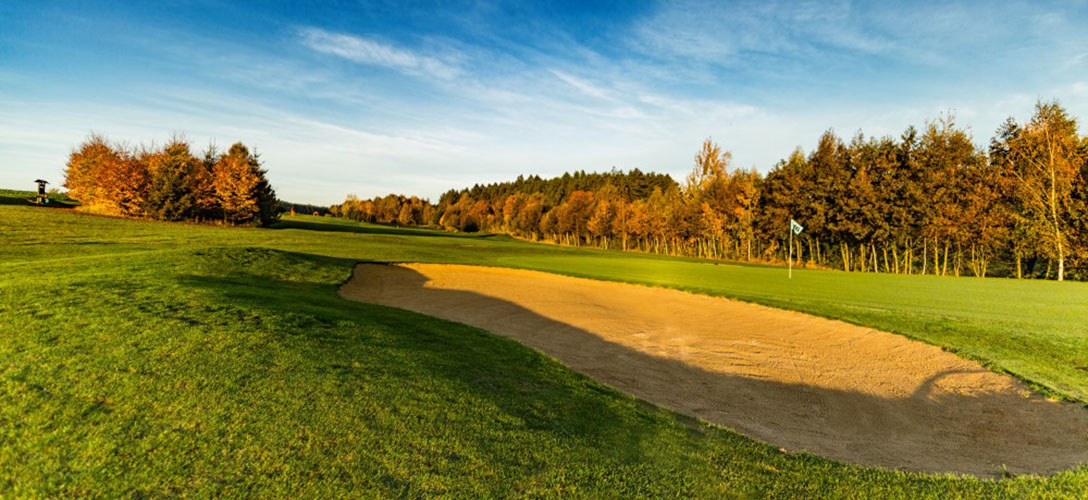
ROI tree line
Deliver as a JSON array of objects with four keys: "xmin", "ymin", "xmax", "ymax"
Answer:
[
  {"xmin": 330, "ymin": 100, "xmax": 1088, "ymax": 280},
  {"xmin": 280, "ymin": 201, "xmax": 330, "ymax": 217},
  {"xmin": 64, "ymin": 135, "xmax": 279, "ymax": 226}
]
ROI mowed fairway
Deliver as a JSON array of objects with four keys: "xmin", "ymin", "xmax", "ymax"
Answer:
[{"xmin": 1, "ymin": 191, "xmax": 1087, "ymax": 497}]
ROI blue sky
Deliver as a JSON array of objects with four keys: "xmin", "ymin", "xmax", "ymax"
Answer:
[{"xmin": 2, "ymin": 0, "xmax": 1087, "ymax": 204}]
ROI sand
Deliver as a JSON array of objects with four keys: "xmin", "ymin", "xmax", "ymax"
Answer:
[{"xmin": 339, "ymin": 263, "xmax": 1088, "ymax": 476}]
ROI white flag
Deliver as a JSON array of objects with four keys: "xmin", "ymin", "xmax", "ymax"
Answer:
[{"xmin": 790, "ymin": 219, "xmax": 804, "ymax": 235}]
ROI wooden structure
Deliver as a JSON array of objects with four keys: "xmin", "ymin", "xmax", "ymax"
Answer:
[{"xmin": 33, "ymin": 179, "xmax": 49, "ymax": 205}]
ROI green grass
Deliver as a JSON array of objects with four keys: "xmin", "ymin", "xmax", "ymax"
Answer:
[{"xmin": 2, "ymin": 189, "xmax": 1087, "ymax": 497}]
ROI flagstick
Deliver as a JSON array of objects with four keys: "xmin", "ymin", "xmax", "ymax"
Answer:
[{"xmin": 789, "ymin": 226, "xmax": 793, "ymax": 279}]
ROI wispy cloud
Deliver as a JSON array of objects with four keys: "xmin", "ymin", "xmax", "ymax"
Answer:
[
  {"xmin": 298, "ymin": 27, "xmax": 460, "ymax": 80},
  {"xmin": 550, "ymin": 70, "xmax": 612, "ymax": 100},
  {"xmin": 3, "ymin": 1, "xmax": 1088, "ymax": 204},
  {"xmin": 628, "ymin": 0, "xmax": 961, "ymax": 70}
]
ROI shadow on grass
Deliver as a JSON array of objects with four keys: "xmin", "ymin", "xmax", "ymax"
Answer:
[
  {"xmin": 174, "ymin": 253, "xmax": 680, "ymax": 468},
  {"xmin": 0, "ymin": 190, "xmax": 77, "ymax": 209},
  {"xmin": 176, "ymin": 251, "xmax": 1088, "ymax": 478}
]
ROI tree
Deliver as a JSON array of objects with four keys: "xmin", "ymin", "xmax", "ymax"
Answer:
[
  {"xmin": 192, "ymin": 144, "xmax": 221, "ymax": 221},
  {"xmin": 64, "ymin": 134, "xmax": 148, "ymax": 216},
  {"xmin": 1067, "ymin": 140, "xmax": 1088, "ymax": 277},
  {"xmin": 397, "ymin": 203, "xmax": 413, "ymax": 226},
  {"xmin": 731, "ymin": 168, "xmax": 761, "ymax": 261},
  {"xmin": 809, "ymin": 131, "xmax": 852, "ymax": 270},
  {"xmin": 515, "ymin": 194, "xmax": 544, "ymax": 238},
  {"xmin": 1001, "ymin": 101, "xmax": 1085, "ymax": 281},
  {"xmin": 687, "ymin": 139, "xmax": 731, "ymax": 191},
  {"xmin": 254, "ymin": 170, "xmax": 280, "ymax": 226},
  {"xmin": 587, "ymin": 187, "xmax": 618, "ymax": 248},
  {"xmin": 559, "ymin": 191, "xmax": 595, "ymax": 245},
  {"xmin": 757, "ymin": 149, "xmax": 807, "ymax": 262},
  {"xmin": 143, "ymin": 139, "xmax": 200, "ymax": 221},
  {"xmin": 916, "ymin": 115, "xmax": 980, "ymax": 276},
  {"xmin": 214, "ymin": 143, "xmax": 262, "ymax": 225}
]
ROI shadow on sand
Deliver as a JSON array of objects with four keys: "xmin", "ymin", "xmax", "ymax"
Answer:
[{"xmin": 337, "ymin": 263, "xmax": 1088, "ymax": 477}]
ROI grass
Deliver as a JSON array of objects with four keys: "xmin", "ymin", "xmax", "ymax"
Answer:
[{"xmin": 1, "ymin": 188, "xmax": 1086, "ymax": 497}]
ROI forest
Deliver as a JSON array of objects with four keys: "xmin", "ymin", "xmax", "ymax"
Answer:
[
  {"xmin": 63, "ymin": 135, "xmax": 279, "ymax": 226},
  {"xmin": 331, "ymin": 101, "xmax": 1088, "ymax": 281}
]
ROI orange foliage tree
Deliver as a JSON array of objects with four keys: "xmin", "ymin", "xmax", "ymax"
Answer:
[{"xmin": 63, "ymin": 135, "xmax": 279, "ymax": 226}]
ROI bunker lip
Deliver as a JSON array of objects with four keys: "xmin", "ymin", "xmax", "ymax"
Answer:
[{"xmin": 339, "ymin": 262, "xmax": 1088, "ymax": 477}]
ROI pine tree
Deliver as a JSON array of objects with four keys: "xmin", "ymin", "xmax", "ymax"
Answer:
[{"xmin": 143, "ymin": 140, "xmax": 199, "ymax": 221}]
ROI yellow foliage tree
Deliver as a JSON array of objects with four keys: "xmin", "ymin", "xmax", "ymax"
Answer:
[{"xmin": 214, "ymin": 143, "xmax": 261, "ymax": 224}]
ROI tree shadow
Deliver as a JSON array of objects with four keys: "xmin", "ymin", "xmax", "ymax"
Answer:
[
  {"xmin": 0, "ymin": 191, "xmax": 77, "ymax": 208},
  {"xmin": 336, "ymin": 263, "xmax": 1088, "ymax": 477}
]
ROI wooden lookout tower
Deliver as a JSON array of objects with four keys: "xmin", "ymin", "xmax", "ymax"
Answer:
[{"xmin": 33, "ymin": 179, "xmax": 50, "ymax": 205}]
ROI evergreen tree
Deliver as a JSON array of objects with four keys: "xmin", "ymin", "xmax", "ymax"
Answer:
[{"xmin": 142, "ymin": 140, "xmax": 199, "ymax": 221}]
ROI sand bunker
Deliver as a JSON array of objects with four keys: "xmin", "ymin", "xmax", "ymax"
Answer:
[{"xmin": 340, "ymin": 263, "xmax": 1088, "ymax": 476}]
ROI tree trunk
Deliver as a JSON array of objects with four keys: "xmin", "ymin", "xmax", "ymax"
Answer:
[
  {"xmin": 906, "ymin": 243, "xmax": 913, "ymax": 275},
  {"xmin": 941, "ymin": 242, "xmax": 949, "ymax": 276},
  {"xmin": 922, "ymin": 239, "xmax": 928, "ymax": 275},
  {"xmin": 1046, "ymin": 133, "xmax": 1065, "ymax": 281},
  {"xmin": 1057, "ymin": 249, "xmax": 1065, "ymax": 282},
  {"xmin": 954, "ymin": 244, "xmax": 961, "ymax": 277},
  {"xmin": 974, "ymin": 243, "xmax": 983, "ymax": 275}
]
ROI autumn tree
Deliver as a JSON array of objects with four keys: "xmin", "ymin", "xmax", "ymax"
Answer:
[
  {"xmin": 64, "ymin": 134, "xmax": 149, "ymax": 216},
  {"xmin": 999, "ymin": 101, "xmax": 1085, "ymax": 281},
  {"xmin": 63, "ymin": 134, "xmax": 279, "ymax": 225},
  {"xmin": 214, "ymin": 143, "xmax": 272, "ymax": 225},
  {"xmin": 325, "ymin": 100, "xmax": 1086, "ymax": 280}
]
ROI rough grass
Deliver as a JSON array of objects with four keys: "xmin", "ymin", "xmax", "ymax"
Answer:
[{"xmin": 1, "ymin": 192, "xmax": 1086, "ymax": 497}]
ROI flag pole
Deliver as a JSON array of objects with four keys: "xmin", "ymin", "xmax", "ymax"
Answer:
[
  {"xmin": 788, "ymin": 219, "xmax": 803, "ymax": 279},
  {"xmin": 788, "ymin": 223, "xmax": 793, "ymax": 279}
]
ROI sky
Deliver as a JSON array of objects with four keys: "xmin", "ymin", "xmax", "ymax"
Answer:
[{"xmin": 2, "ymin": 0, "xmax": 1087, "ymax": 205}]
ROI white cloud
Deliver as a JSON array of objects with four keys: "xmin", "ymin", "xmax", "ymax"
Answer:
[{"xmin": 298, "ymin": 27, "xmax": 460, "ymax": 80}]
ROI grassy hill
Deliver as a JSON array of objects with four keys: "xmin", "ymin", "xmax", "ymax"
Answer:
[{"xmin": 1, "ymin": 190, "xmax": 1086, "ymax": 497}]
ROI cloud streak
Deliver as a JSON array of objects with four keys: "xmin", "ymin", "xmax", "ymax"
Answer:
[{"xmin": 298, "ymin": 27, "xmax": 460, "ymax": 80}]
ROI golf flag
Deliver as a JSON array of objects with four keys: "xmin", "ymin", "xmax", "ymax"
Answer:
[{"xmin": 791, "ymin": 219, "xmax": 804, "ymax": 235}]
